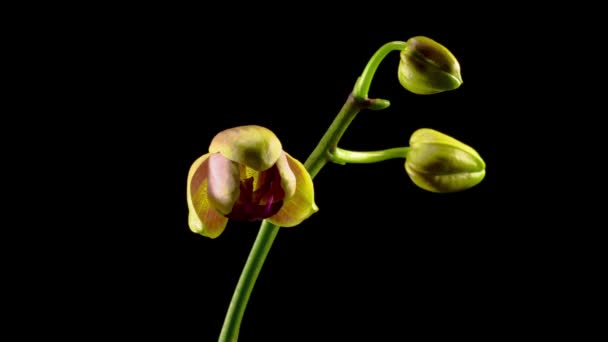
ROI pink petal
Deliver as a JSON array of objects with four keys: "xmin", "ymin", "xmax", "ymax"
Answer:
[
  {"xmin": 187, "ymin": 153, "xmax": 228, "ymax": 238},
  {"xmin": 208, "ymin": 125, "xmax": 282, "ymax": 171},
  {"xmin": 274, "ymin": 152, "xmax": 296, "ymax": 201},
  {"xmin": 207, "ymin": 153, "xmax": 241, "ymax": 215},
  {"xmin": 267, "ymin": 153, "xmax": 318, "ymax": 227}
]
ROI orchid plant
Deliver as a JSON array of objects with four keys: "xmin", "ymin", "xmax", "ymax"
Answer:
[{"xmin": 187, "ymin": 36, "xmax": 485, "ymax": 341}]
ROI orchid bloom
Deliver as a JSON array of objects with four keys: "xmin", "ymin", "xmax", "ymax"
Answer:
[{"xmin": 187, "ymin": 125, "xmax": 318, "ymax": 238}]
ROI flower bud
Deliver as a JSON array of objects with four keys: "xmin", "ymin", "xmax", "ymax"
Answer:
[
  {"xmin": 398, "ymin": 36, "xmax": 463, "ymax": 95},
  {"xmin": 405, "ymin": 129, "xmax": 485, "ymax": 193}
]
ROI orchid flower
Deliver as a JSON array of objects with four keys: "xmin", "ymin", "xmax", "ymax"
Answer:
[{"xmin": 187, "ymin": 125, "xmax": 318, "ymax": 238}]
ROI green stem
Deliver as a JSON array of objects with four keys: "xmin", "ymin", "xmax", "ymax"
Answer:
[
  {"xmin": 218, "ymin": 220, "xmax": 279, "ymax": 342},
  {"xmin": 303, "ymin": 94, "xmax": 373, "ymax": 178},
  {"xmin": 219, "ymin": 41, "xmax": 404, "ymax": 342},
  {"xmin": 330, "ymin": 146, "xmax": 410, "ymax": 164},
  {"xmin": 353, "ymin": 41, "xmax": 406, "ymax": 98},
  {"xmin": 219, "ymin": 94, "xmax": 370, "ymax": 342}
]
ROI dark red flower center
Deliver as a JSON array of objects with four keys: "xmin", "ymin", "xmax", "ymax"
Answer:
[{"xmin": 226, "ymin": 165, "xmax": 285, "ymax": 221}]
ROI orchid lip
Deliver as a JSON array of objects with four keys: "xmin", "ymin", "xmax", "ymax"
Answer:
[{"xmin": 224, "ymin": 164, "xmax": 286, "ymax": 221}]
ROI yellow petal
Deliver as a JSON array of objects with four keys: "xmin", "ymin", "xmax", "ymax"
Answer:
[
  {"xmin": 267, "ymin": 153, "xmax": 318, "ymax": 227},
  {"xmin": 187, "ymin": 153, "xmax": 228, "ymax": 238},
  {"xmin": 274, "ymin": 152, "xmax": 296, "ymax": 201},
  {"xmin": 207, "ymin": 153, "xmax": 241, "ymax": 215},
  {"xmin": 209, "ymin": 125, "xmax": 282, "ymax": 171}
]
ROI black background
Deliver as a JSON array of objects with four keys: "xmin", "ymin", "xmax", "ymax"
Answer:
[{"xmin": 16, "ymin": 8, "xmax": 549, "ymax": 341}]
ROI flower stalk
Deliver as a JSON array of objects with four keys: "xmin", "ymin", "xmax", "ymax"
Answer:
[
  {"xmin": 215, "ymin": 36, "xmax": 473, "ymax": 341},
  {"xmin": 217, "ymin": 45, "xmax": 404, "ymax": 341},
  {"xmin": 218, "ymin": 94, "xmax": 383, "ymax": 342}
]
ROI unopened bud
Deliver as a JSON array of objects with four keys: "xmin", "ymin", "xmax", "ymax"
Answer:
[
  {"xmin": 398, "ymin": 36, "xmax": 462, "ymax": 95},
  {"xmin": 405, "ymin": 128, "xmax": 485, "ymax": 193}
]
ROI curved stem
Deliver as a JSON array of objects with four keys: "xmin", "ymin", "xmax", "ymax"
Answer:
[
  {"xmin": 353, "ymin": 41, "xmax": 406, "ymax": 99},
  {"xmin": 219, "ymin": 220, "xmax": 279, "ymax": 342},
  {"xmin": 219, "ymin": 94, "xmax": 375, "ymax": 342},
  {"xmin": 219, "ymin": 94, "xmax": 370, "ymax": 342},
  {"xmin": 219, "ymin": 41, "xmax": 402, "ymax": 342},
  {"xmin": 303, "ymin": 94, "xmax": 371, "ymax": 177},
  {"xmin": 330, "ymin": 146, "xmax": 409, "ymax": 164}
]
